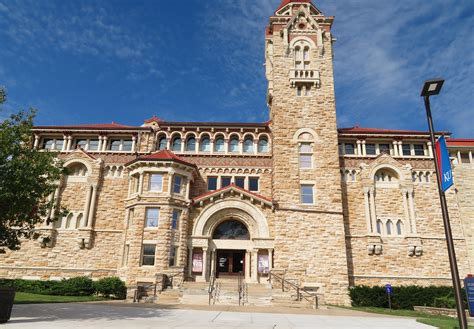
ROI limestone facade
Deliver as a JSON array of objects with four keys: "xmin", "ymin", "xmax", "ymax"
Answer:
[{"xmin": 1, "ymin": 0, "xmax": 473, "ymax": 306}]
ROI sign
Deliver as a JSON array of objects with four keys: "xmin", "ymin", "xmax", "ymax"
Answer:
[
  {"xmin": 465, "ymin": 276, "xmax": 474, "ymax": 317},
  {"xmin": 258, "ymin": 254, "xmax": 269, "ymax": 274},
  {"xmin": 435, "ymin": 136, "xmax": 454, "ymax": 192},
  {"xmin": 385, "ymin": 284, "xmax": 392, "ymax": 295},
  {"xmin": 192, "ymin": 252, "xmax": 203, "ymax": 273}
]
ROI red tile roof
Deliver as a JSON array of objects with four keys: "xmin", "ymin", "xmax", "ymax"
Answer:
[
  {"xmin": 144, "ymin": 116, "xmax": 164, "ymax": 124},
  {"xmin": 34, "ymin": 122, "xmax": 150, "ymax": 131},
  {"xmin": 338, "ymin": 127, "xmax": 450, "ymax": 136},
  {"xmin": 447, "ymin": 139, "xmax": 474, "ymax": 147},
  {"xmin": 193, "ymin": 184, "xmax": 272, "ymax": 204},
  {"xmin": 276, "ymin": 0, "xmax": 311, "ymax": 12},
  {"xmin": 126, "ymin": 150, "xmax": 196, "ymax": 167}
]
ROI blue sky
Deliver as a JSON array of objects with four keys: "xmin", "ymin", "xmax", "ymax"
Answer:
[{"xmin": 0, "ymin": 0, "xmax": 473, "ymax": 137}]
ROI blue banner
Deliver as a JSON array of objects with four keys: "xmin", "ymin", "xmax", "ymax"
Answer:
[
  {"xmin": 435, "ymin": 136, "xmax": 453, "ymax": 192},
  {"xmin": 465, "ymin": 276, "xmax": 474, "ymax": 317}
]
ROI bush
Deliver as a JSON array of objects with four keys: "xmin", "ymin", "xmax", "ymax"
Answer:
[
  {"xmin": 94, "ymin": 277, "xmax": 126, "ymax": 299},
  {"xmin": 349, "ymin": 285, "xmax": 467, "ymax": 310},
  {"xmin": 60, "ymin": 277, "xmax": 95, "ymax": 296},
  {"xmin": 433, "ymin": 294, "xmax": 457, "ymax": 309},
  {"xmin": 0, "ymin": 277, "xmax": 94, "ymax": 296}
]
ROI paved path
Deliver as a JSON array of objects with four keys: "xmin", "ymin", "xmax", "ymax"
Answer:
[{"xmin": 9, "ymin": 303, "xmax": 434, "ymax": 329}]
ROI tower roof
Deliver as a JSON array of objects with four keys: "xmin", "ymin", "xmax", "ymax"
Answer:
[{"xmin": 276, "ymin": 0, "xmax": 311, "ymax": 12}]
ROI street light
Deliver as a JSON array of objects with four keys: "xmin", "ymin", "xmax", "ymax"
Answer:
[{"xmin": 421, "ymin": 78, "xmax": 468, "ymax": 329}]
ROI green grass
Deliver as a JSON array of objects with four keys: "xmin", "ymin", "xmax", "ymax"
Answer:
[
  {"xmin": 334, "ymin": 306, "xmax": 473, "ymax": 329},
  {"xmin": 14, "ymin": 292, "xmax": 108, "ymax": 304}
]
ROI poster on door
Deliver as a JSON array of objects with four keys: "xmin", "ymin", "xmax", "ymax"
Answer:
[
  {"xmin": 258, "ymin": 254, "xmax": 269, "ymax": 274},
  {"xmin": 192, "ymin": 252, "xmax": 203, "ymax": 273}
]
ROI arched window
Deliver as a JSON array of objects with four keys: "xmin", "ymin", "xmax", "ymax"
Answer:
[
  {"xmin": 294, "ymin": 40, "xmax": 311, "ymax": 69},
  {"xmin": 258, "ymin": 137, "xmax": 269, "ymax": 153},
  {"xmin": 396, "ymin": 220, "xmax": 403, "ymax": 236},
  {"xmin": 67, "ymin": 163, "xmax": 88, "ymax": 177},
  {"xmin": 212, "ymin": 220, "xmax": 250, "ymax": 240},
  {"xmin": 299, "ymin": 143, "xmax": 312, "ymax": 169},
  {"xmin": 229, "ymin": 137, "xmax": 239, "ymax": 153},
  {"xmin": 65, "ymin": 213, "xmax": 74, "ymax": 229},
  {"xmin": 186, "ymin": 136, "xmax": 196, "ymax": 152},
  {"xmin": 214, "ymin": 137, "xmax": 225, "ymax": 152},
  {"xmin": 376, "ymin": 220, "xmax": 382, "ymax": 234},
  {"xmin": 374, "ymin": 168, "xmax": 399, "ymax": 187},
  {"xmin": 243, "ymin": 137, "xmax": 254, "ymax": 153},
  {"xmin": 158, "ymin": 137, "xmax": 167, "ymax": 151},
  {"xmin": 303, "ymin": 46, "xmax": 310, "ymax": 61},
  {"xmin": 76, "ymin": 214, "xmax": 83, "ymax": 229},
  {"xmin": 200, "ymin": 136, "xmax": 211, "ymax": 152},
  {"xmin": 171, "ymin": 136, "xmax": 181, "ymax": 152},
  {"xmin": 386, "ymin": 220, "xmax": 393, "ymax": 235}
]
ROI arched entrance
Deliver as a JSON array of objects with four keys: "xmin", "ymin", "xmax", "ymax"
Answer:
[{"xmin": 188, "ymin": 199, "xmax": 274, "ymax": 283}]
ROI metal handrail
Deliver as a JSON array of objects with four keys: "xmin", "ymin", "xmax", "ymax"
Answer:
[
  {"xmin": 268, "ymin": 270, "xmax": 318, "ymax": 309},
  {"xmin": 133, "ymin": 282, "xmax": 158, "ymax": 303},
  {"xmin": 208, "ymin": 271, "xmax": 217, "ymax": 305},
  {"xmin": 238, "ymin": 271, "xmax": 247, "ymax": 306},
  {"xmin": 166, "ymin": 269, "xmax": 185, "ymax": 289}
]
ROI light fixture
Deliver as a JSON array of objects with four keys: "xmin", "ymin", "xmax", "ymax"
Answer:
[{"xmin": 420, "ymin": 78, "xmax": 444, "ymax": 97}]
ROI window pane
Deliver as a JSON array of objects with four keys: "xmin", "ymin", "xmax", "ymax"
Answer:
[
  {"xmin": 158, "ymin": 137, "xmax": 167, "ymax": 150},
  {"xmin": 110, "ymin": 140, "xmax": 121, "ymax": 151},
  {"xmin": 258, "ymin": 139, "xmax": 268, "ymax": 153},
  {"xmin": 171, "ymin": 210, "xmax": 180, "ymax": 230},
  {"xmin": 402, "ymin": 144, "xmax": 411, "ymax": 156},
  {"xmin": 142, "ymin": 244, "xmax": 156, "ymax": 266},
  {"xmin": 376, "ymin": 221, "xmax": 382, "ymax": 234},
  {"xmin": 200, "ymin": 137, "xmax": 210, "ymax": 152},
  {"xmin": 145, "ymin": 208, "xmax": 159, "ymax": 228},
  {"xmin": 169, "ymin": 246, "xmax": 177, "ymax": 267},
  {"xmin": 249, "ymin": 177, "xmax": 259, "ymax": 191},
  {"xmin": 229, "ymin": 138, "xmax": 239, "ymax": 152},
  {"xmin": 300, "ymin": 185, "xmax": 313, "ymax": 204},
  {"xmin": 338, "ymin": 143, "xmax": 343, "ymax": 155},
  {"xmin": 214, "ymin": 138, "xmax": 225, "ymax": 152},
  {"xmin": 76, "ymin": 139, "xmax": 87, "ymax": 149},
  {"xmin": 386, "ymin": 221, "xmax": 392, "ymax": 235},
  {"xmin": 461, "ymin": 153, "xmax": 470, "ymax": 163},
  {"xmin": 207, "ymin": 177, "xmax": 217, "ymax": 191},
  {"xmin": 379, "ymin": 144, "xmax": 390, "ymax": 154},
  {"xmin": 243, "ymin": 139, "xmax": 254, "ymax": 153},
  {"xmin": 366, "ymin": 144, "xmax": 376, "ymax": 155},
  {"xmin": 344, "ymin": 143, "xmax": 355, "ymax": 155},
  {"xmin": 186, "ymin": 137, "xmax": 196, "ymax": 151},
  {"xmin": 88, "ymin": 139, "xmax": 99, "ymax": 151},
  {"xmin": 300, "ymin": 155, "xmax": 312, "ymax": 168},
  {"xmin": 235, "ymin": 177, "xmax": 245, "ymax": 189},
  {"xmin": 173, "ymin": 176, "xmax": 182, "ymax": 194},
  {"xmin": 122, "ymin": 140, "xmax": 133, "ymax": 151},
  {"xmin": 43, "ymin": 139, "xmax": 54, "ymax": 149},
  {"xmin": 299, "ymin": 143, "xmax": 312, "ymax": 153},
  {"xmin": 55, "ymin": 139, "xmax": 64, "ymax": 150},
  {"xmin": 172, "ymin": 137, "xmax": 181, "ymax": 152},
  {"xmin": 396, "ymin": 221, "xmax": 403, "ymax": 235},
  {"xmin": 150, "ymin": 174, "xmax": 163, "ymax": 191},
  {"xmin": 413, "ymin": 144, "xmax": 424, "ymax": 156},
  {"xmin": 221, "ymin": 177, "xmax": 231, "ymax": 188}
]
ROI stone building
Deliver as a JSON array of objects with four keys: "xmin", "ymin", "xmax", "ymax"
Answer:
[{"xmin": 1, "ymin": 0, "xmax": 473, "ymax": 306}]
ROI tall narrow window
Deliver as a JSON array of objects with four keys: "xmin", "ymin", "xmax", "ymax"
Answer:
[
  {"xmin": 122, "ymin": 140, "xmax": 133, "ymax": 151},
  {"xmin": 366, "ymin": 144, "xmax": 376, "ymax": 155},
  {"xmin": 214, "ymin": 137, "xmax": 225, "ymax": 152},
  {"xmin": 173, "ymin": 175, "xmax": 182, "ymax": 194},
  {"xmin": 145, "ymin": 208, "xmax": 159, "ymax": 228},
  {"xmin": 243, "ymin": 138, "xmax": 254, "ymax": 153},
  {"xmin": 171, "ymin": 209, "xmax": 181, "ymax": 230},
  {"xmin": 379, "ymin": 144, "xmax": 390, "ymax": 155},
  {"xmin": 200, "ymin": 136, "xmax": 211, "ymax": 152},
  {"xmin": 171, "ymin": 137, "xmax": 182, "ymax": 152},
  {"xmin": 376, "ymin": 220, "xmax": 382, "ymax": 234},
  {"xmin": 300, "ymin": 184, "xmax": 314, "ymax": 204},
  {"xmin": 149, "ymin": 174, "xmax": 163, "ymax": 192},
  {"xmin": 297, "ymin": 86, "xmax": 302, "ymax": 96},
  {"xmin": 299, "ymin": 143, "xmax": 313, "ymax": 169},
  {"xmin": 386, "ymin": 220, "xmax": 393, "ymax": 235},
  {"xmin": 169, "ymin": 246, "xmax": 178, "ymax": 267},
  {"xmin": 235, "ymin": 177, "xmax": 245, "ymax": 189},
  {"xmin": 249, "ymin": 177, "xmax": 259, "ymax": 192},
  {"xmin": 158, "ymin": 137, "xmax": 167, "ymax": 150},
  {"xmin": 413, "ymin": 144, "xmax": 425, "ymax": 156},
  {"xmin": 221, "ymin": 177, "xmax": 231, "ymax": 188},
  {"xmin": 303, "ymin": 46, "xmax": 309, "ymax": 61},
  {"xmin": 207, "ymin": 177, "xmax": 217, "ymax": 191},
  {"xmin": 186, "ymin": 136, "xmax": 196, "ymax": 152},
  {"xmin": 258, "ymin": 138, "xmax": 268, "ymax": 153},
  {"xmin": 396, "ymin": 220, "xmax": 403, "ymax": 236},
  {"xmin": 229, "ymin": 137, "xmax": 239, "ymax": 153},
  {"xmin": 344, "ymin": 143, "xmax": 355, "ymax": 155},
  {"xmin": 55, "ymin": 139, "xmax": 64, "ymax": 151},
  {"xmin": 142, "ymin": 244, "xmax": 156, "ymax": 266},
  {"xmin": 402, "ymin": 144, "xmax": 411, "ymax": 156},
  {"xmin": 88, "ymin": 139, "xmax": 99, "ymax": 151}
]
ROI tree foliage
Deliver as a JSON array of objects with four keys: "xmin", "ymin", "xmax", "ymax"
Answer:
[{"xmin": 0, "ymin": 88, "xmax": 66, "ymax": 252}]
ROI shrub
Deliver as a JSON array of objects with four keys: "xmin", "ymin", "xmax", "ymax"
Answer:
[
  {"xmin": 59, "ymin": 277, "xmax": 95, "ymax": 296},
  {"xmin": 94, "ymin": 277, "xmax": 126, "ymax": 299},
  {"xmin": 349, "ymin": 285, "xmax": 467, "ymax": 310},
  {"xmin": 433, "ymin": 294, "xmax": 457, "ymax": 309},
  {"xmin": 0, "ymin": 277, "xmax": 94, "ymax": 296}
]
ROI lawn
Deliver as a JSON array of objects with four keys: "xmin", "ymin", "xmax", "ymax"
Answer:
[
  {"xmin": 337, "ymin": 306, "xmax": 473, "ymax": 329},
  {"xmin": 14, "ymin": 292, "xmax": 108, "ymax": 304}
]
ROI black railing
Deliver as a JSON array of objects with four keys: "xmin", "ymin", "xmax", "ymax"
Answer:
[
  {"xmin": 238, "ymin": 271, "xmax": 247, "ymax": 306},
  {"xmin": 208, "ymin": 271, "xmax": 217, "ymax": 305},
  {"xmin": 268, "ymin": 270, "xmax": 319, "ymax": 309}
]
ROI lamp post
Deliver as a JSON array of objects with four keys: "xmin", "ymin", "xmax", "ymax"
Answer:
[{"xmin": 421, "ymin": 78, "xmax": 468, "ymax": 329}]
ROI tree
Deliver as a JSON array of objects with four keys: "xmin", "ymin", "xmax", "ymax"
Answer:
[{"xmin": 0, "ymin": 88, "xmax": 66, "ymax": 252}]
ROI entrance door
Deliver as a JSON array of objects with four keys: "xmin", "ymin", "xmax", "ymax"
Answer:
[{"xmin": 216, "ymin": 250, "xmax": 245, "ymax": 277}]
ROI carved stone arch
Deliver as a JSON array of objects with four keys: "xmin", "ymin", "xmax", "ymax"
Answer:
[
  {"xmin": 369, "ymin": 163, "xmax": 404, "ymax": 182},
  {"xmin": 292, "ymin": 127, "xmax": 320, "ymax": 143},
  {"xmin": 170, "ymin": 131, "xmax": 183, "ymax": 139},
  {"xmin": 290, "ymin": 36, "xmax": 317, "ymax": 49},
  {"xmin": 228, "ymin": 132, "xmax": 241, "ymax": 140},
  {"xmin": 64, "ymin": 159, "xmax": 93, "ymax": 176},
  {"xmin": 213, "ymin": 132, "xmax": 226, "ymax": 140},
  {"xmin": 184, "ymin": 131, "xmax": 197, "ymax": 139},
  {"xmin": 242, "ymin": 132, "xmax": 256, "ymax": 140},
  {"xmin": 193, "ymin": 199, "xmax": 270, "ymax": 239},
  {"xmin": 198, "ymin": 131, "xmax": 211, "ymax": 139}
]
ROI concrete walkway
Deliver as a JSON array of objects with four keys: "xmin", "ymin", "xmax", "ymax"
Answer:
[{"xmin": 8, "ymin": 303, "xmax": 434, "ymax": 329}]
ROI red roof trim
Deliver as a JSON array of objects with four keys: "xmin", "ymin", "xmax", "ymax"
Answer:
[
  {"xmin": 34, "ymin": 122, "xmax": 150, "ymax": 131},
  {"xmin": 447, "ymin": 139, "xmax": 474, "ymax": 147},
  {"xmin": 193, "ymin": 184, "xmax": 272, "ymax": 204},
  {"xmin": 276, "ymin": 0, "xmax": 311, "ymax": 12},
  {"xmin": 338, "ymin": 127, "xmax": 450, "ymax": 136},
  {"xmin": 125, "ymin": 150, "xmax": 196, "ymax": 167},
  {"xmin": 144, "ymin": 116, "xmax": 164, "ymax": 124},
  {"xmin": 161, "ymin": 121, "xmax": 269, "ymax": 128}
]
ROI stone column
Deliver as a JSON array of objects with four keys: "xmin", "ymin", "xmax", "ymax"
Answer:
[
  {"xmin": 251, "ymin": 249, "xmax": 258, "ymax": 283},
  {"xmin": 201, "ymin": 247, "xmax": 208, "ymax": 281},
  {"xmin": 138, "ymin": 171, "xmax": 144, "ymax": 195},
  {"xmin": 407, "ymin": 188, "xmax": 417, "ymax": 234},
  {"xmin": 188, "ymin": 247, "xmax": 193, "ymax": 277},
  {"xmin": 67, "ymin": 136, "xmax": 73, "ymax": 151},
  {"xmin": 196, "ymin": 138, "xmax": 200, "ymax": 153},
  {"xmin": 33, "ymin": 134, "xmax": 40, "ymax": 149},
  {"xmin": 469, "ymin": 151, "xmax": 473, "ymax": 164},
  {"xmin": 86, "ymin": 184, "xmax": 98, "ymax": 229},
  {"xmin": 83, "ymin": 185, "xmax": 93, "ymax": 228},
  {"xmin": 97, "ymin": 136, "xmax": 103, "ymax": 152},
  {"xmin": 210, "ymin": 139, "xmax": 215, "ymax": 155},
  {"xmin": 61, "ymin": 135, "xmax": 67, "ymax": 152},
  {"xmin": 401, "ymin": 189, "xmax": 411, "ymax": 233},
  {"xmin": 239, "ymin": 139, "xmax": 243, "ymax": 154},
  {"xmin": 102, "ymin": 136, "xmax": 108, "ymax": 151},
  {"xmin": 427, "ymin": 141, "xmax": 433, "ymax": 157},
  {"xmin": 392, "ymin": 141, "xmax": 399, "ymax": 156},
  {"xmin": 369, "ymin": 187, "xmax": 377, "ymax": 232},
  {"xmin": 457, "ymin": 151, "xmax": 462, "ymax": 165},
  {"xmin": 363, "ymin": 187, "xmax": 372, "ymax": 233},
  {"xmin": 166, "ymin": 138, "xmax": 171, "ymax": 150},
  {"xmin": 167, "ymin": 171, "xmax": 175, "ymax": 195},
  {"xmin": 361, "ymin": 140, "xmax": 366, "ymax": 156},
  {"xmin": 253, "ymin": 140, "xmax": 258, "ymax": 155},
  {"xmin": 245, "ymin": 250, "xmax": 251, "ymax": 280},
  {"xmin": 132, "ymin": 135, "xmax": 137, "ymax": 153},
  {"xmin": 268, "ymin": 249, "xmax": 273, "ymax": 271},
  {"xmin": 356, "ymin": 140, "xmax": 362, "ymax": 155},
  {"xmin": 398, "ymin": 141, "xmax": 403, "ymax": 157},
  {"xmin": 224, "ymin": 139, "xmax": 229, "ymax": 155}
]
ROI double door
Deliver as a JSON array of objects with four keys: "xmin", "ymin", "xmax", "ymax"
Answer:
[{"xmin": 216, "ymin": 250, "xmax": 245, "ymax": 277}]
